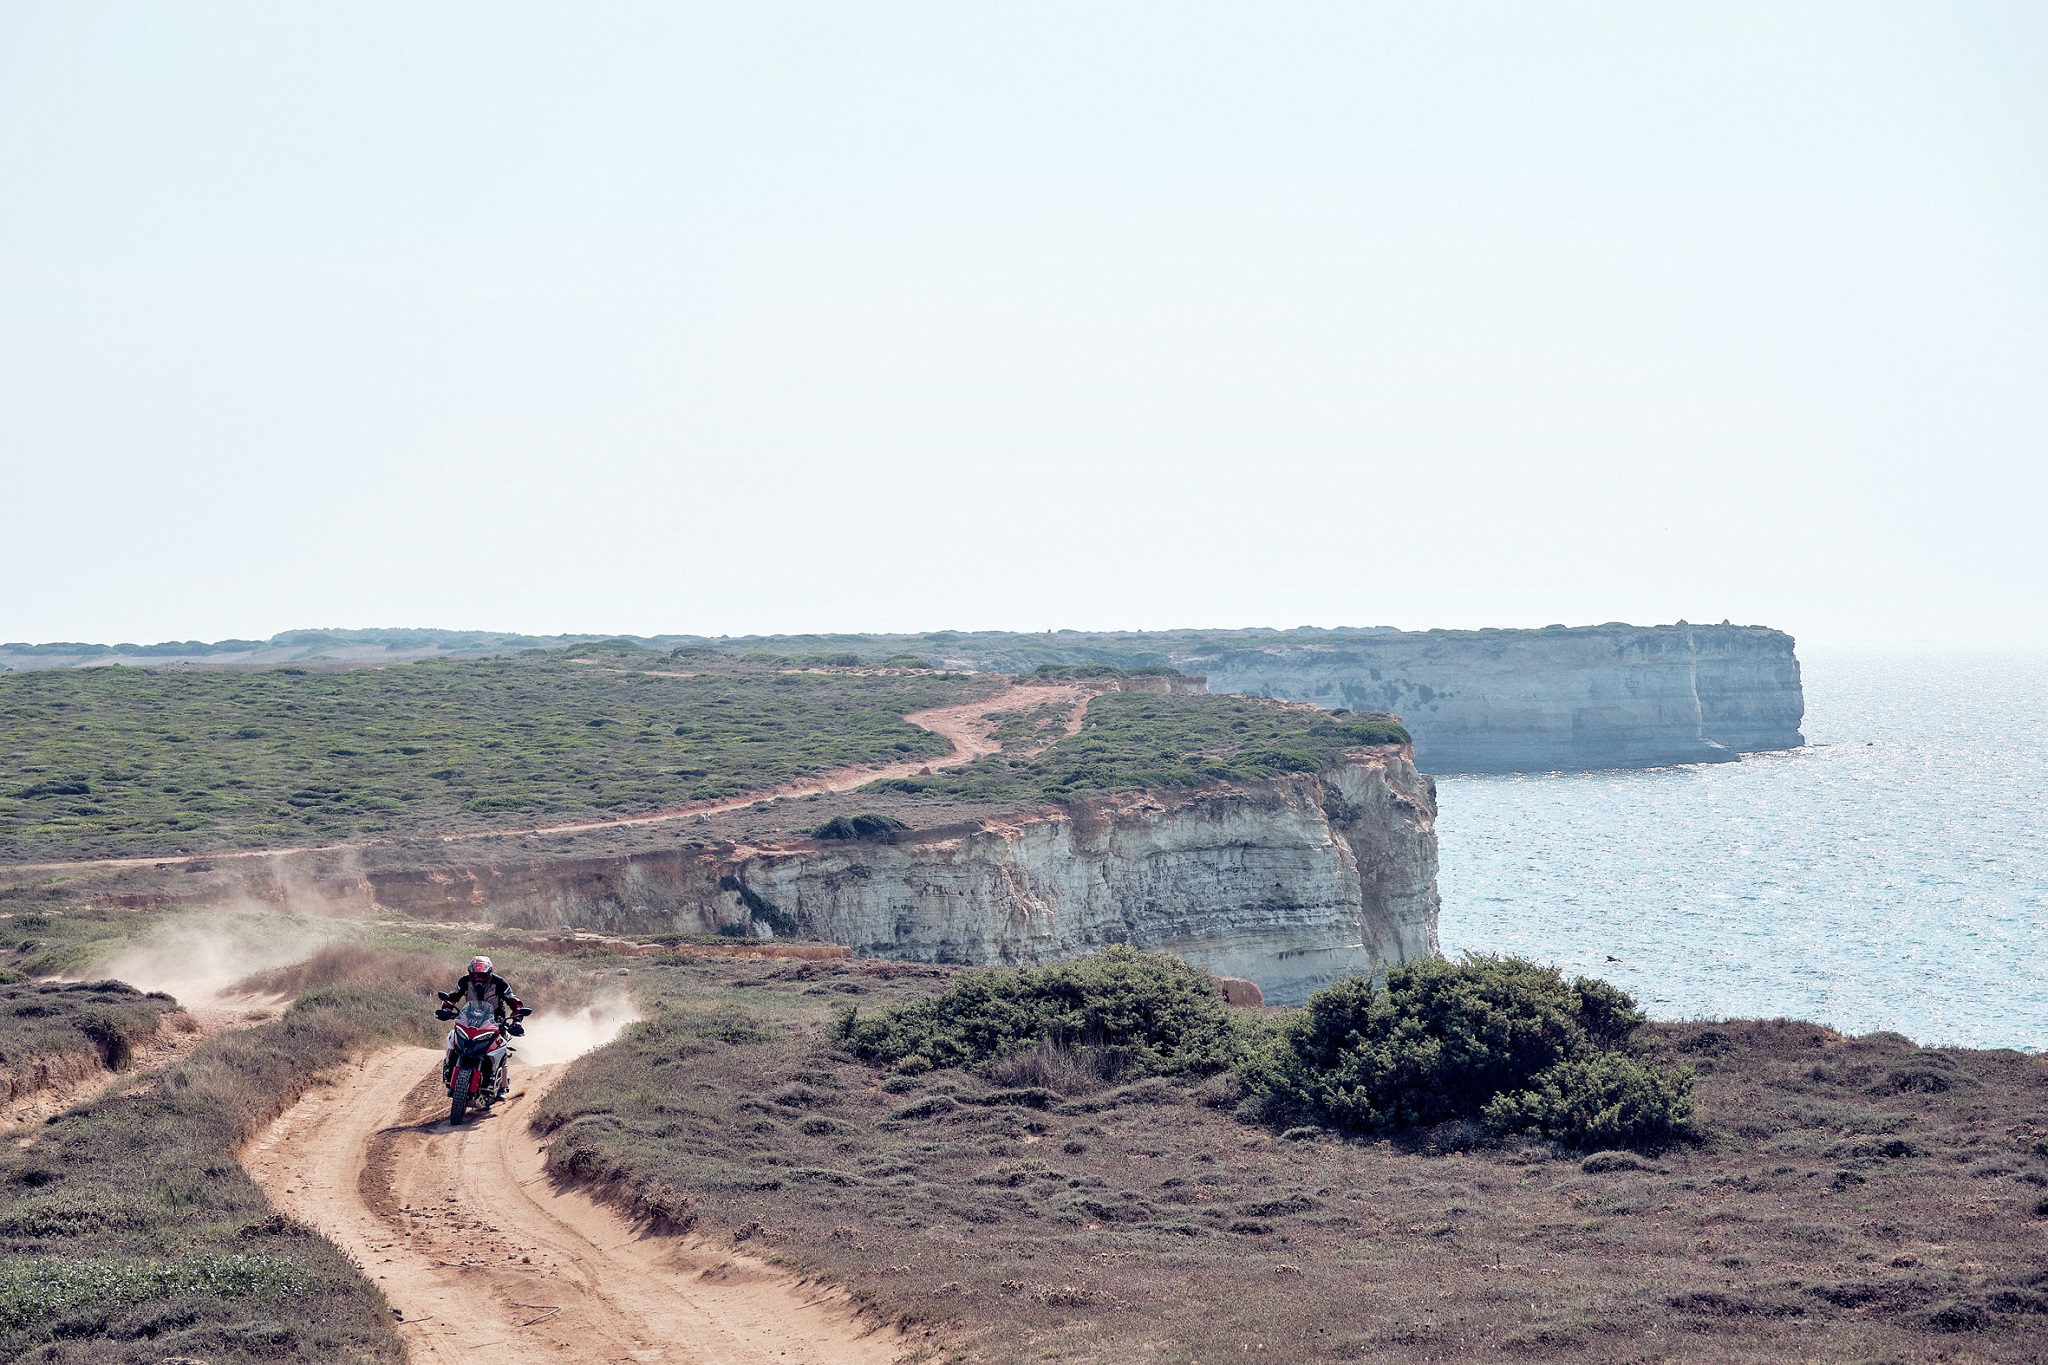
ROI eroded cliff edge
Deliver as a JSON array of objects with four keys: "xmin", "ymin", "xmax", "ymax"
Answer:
[
  {"xmin": 367, "ymin": 746, "xmax": 1440, "ymax": 1006},
  {"xmin": 1186, "ymin": 624, "xmax": 1804, "ymax": 773}
]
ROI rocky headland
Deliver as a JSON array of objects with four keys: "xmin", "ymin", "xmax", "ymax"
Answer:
[
  {"xmin": 23, "ymin": 739, "xmax": 1440, "ymax": 1007},
  {"xmin": 366, "ymin": 745, "xmax": 1440, "ymax": 1005},
  {"xmin": 1183, "ymin": 623, "xmax": 1806, "ymax": 773}
]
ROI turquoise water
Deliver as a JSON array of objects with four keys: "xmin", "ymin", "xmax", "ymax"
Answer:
[{"xmin": 1436, "ymin": 652, "xmax": 2048, "ymax": 1051}]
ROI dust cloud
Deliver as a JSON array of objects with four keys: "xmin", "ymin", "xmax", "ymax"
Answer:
[
  {"xmin": 517, "ymin": 992, "xmax": 641, "ymax": 1064},
  {"xmin": 91, "ymin": 908, "xmax": 339, "ymax": 1009}
]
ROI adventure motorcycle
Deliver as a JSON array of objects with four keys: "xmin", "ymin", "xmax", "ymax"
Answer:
[{"xmin": 434, "ymin": 996, "xmax": 530, "ymax": 1125}]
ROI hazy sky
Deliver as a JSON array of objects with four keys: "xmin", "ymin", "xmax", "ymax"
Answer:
[{"xmin": 4, "ymin": 3, "xmax": 2043, "ymax": 649}]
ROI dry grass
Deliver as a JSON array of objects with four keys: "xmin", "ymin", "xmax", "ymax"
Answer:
[
  {"xmin": 534, "ymin": 958, "xmax": 2048, "ymax": 1363},
  {"xmin": 0, "ymin": 981, "xmax": 183, "ymax": 1112},
  {"xmin": 231, "ymin": 944, "xmax": 450, "ymax": 999}
]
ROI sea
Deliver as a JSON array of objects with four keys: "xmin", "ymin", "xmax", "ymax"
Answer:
[{"xmin": 1435, "ymin": 651, "xmax": 2048, "ymax": 1052}]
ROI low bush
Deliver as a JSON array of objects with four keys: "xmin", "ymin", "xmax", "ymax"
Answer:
[
  {"xmin": 1240, "ymin": 955, "xmax": 1692, "ymax": 1150},
  {"xmin": 835, "ymin": 946, "xmax": 1243, "ymax": 1077},
  {"xmin": 809, "ymin": 812, "xmax": 910, "ymax": 841},
  {"xmin": 1484, "ymin": 1052, "xmax": 1695, "ymax": 1148}
]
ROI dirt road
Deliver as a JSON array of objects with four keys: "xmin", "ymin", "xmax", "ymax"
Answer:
[
  {"xmin": 17, "ymin": 681, "xmax": 1090, "ymax": 875},
  {"xmin": 246, "ymin": 1046, "xmax": 901, "ymax": 1364},
  {"xmin": 484, "ymin": 680, "xmax": 1086, "ymax": 841}
]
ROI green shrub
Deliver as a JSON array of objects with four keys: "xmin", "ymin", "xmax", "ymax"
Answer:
[
  {"xmin": 1239, "ymin": 956, "xmax": 1693, "ymax": 1150},
  {"xmin": 835, "ymin": 946, "xmax": 1243, "ymax": 1077},
  {"xmin": 809, "ymin": 812, "xmax": 909, "ymax": 841},
  {"xmin": 1482, "ymin": 1052, "xmax": 1696, "ymax": 1148}
]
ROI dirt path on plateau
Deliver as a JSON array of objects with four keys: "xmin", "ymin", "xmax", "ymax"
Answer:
[
  {"xmin": 245, "ymin": 1046, "xmax": 902, "ymax": 1364},
  {"xmin": 16, "ymin": 682, "xmax": 1092, "ymax": 875}
]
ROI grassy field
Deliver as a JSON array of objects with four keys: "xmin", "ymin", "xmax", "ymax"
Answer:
[
  {"xmin": 867, "ymin": 691, "xmax": 1409, "ymax": 805},
  {"xmin": 535, "ymin": 953, "xmax": 2048, "ymax": 1363},
  {"xmin": 0, "ymin": 654, "xmax": 993, "ymax": 862}
]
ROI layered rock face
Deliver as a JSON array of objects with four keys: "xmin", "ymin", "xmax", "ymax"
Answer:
[
  {"xmin": 367, "ymin": 749, "xmax": 1440, "ymax": 1006},
  {"xmin": 1185, "ymin": 625, "xmax": 1803, "ymax": 773}
]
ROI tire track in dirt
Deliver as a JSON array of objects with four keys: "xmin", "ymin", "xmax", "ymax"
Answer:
[
  {"xmin": 245, "ymin": 1046, "xmax": 903, "ymax": 1364},
  {"xmin": 16, "ymin": 682, "xmax": 1090, "ymax": 875}
]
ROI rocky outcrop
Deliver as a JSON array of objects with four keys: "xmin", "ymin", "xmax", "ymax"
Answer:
[
  {"xmin": 1184, "ymin": 624, "xmax": 1803, "ymax": 773},
  {"xmin": 366, "ymin": 748, "xmax": 1440, "ymax": 1006}
]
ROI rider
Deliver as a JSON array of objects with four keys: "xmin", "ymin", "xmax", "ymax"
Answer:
[{"xmin": 437, "ymin": 955, "xmax": 526, "ymax": 1088}]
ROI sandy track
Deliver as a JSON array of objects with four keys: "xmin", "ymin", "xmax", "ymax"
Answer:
[
  {"xmin": 18, "ymin": 681, "xmax": 1089, "ymax": 874},
  {"xmin": 246, "ymin": 1046, "xmax": 901, "ymax": 1364}
]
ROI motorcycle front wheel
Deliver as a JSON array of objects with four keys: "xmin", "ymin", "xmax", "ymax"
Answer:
[{"xmin": 450, "ymin": 1068, "xmax": 473, "ymax": 1125}]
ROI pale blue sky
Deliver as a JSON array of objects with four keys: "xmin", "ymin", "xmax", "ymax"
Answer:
[{"xmin": 3, "ymin": 3, "xmax": 2043, "ymax": 648}]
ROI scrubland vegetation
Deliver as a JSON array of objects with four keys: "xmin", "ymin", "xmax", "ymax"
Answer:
[
  {"xmin": 0, "ymin": 977, "xmax": 434, "ymax": 1361},
  {"xmin": 0, "ymin": 654, "xmax": 991, "ymax": 861},
  {"xmin": 0, "ymin": 980, "xmax": 183, "ymax": 1111},
  {"xmin": 867, "ymin": 691, "xmax": 1410, "ymax": 805},
  {"xmin": 3, "ymin": 653, "xmax": 1411, "ymax": 866},
  {"xmin": 534, "ymin": 948, "xmax": 2048, "ymax": 1362}
]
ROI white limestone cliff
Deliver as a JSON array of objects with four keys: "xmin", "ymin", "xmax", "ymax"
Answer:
[
  {"xmin": 1185, "ymin": 624, "xmax": 1803, "ymax": 773},
  {"xmin": 366, "ymin": 747, "xmax": 1441, "ymax": 1006}
]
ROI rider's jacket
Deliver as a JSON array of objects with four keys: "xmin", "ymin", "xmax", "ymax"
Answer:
[{"xmin": 443, "ymin": 972, "xmax": 522, "ymax": 1019}]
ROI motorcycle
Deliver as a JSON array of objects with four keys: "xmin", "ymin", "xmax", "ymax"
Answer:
[{"xmin": 434, "ymin": 996, "xmax": 530, "ymax": 1125}]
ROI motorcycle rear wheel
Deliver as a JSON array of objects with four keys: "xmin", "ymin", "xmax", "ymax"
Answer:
[{"xmin": 450, "ymin": 1068, "xmax": 473, "ymax": 1125}]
